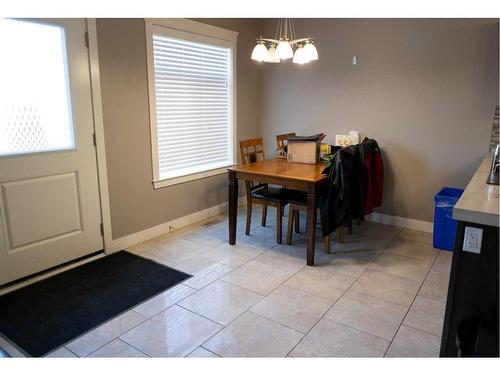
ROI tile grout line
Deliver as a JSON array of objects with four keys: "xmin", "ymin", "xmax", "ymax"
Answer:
[
  {"xmin": 284, "ymin": 270, "xmax": 367, "ymax": 357},
  {"xmin": 247, "ymin": 308, "xmax": 312, "ymax": 335},
  {"xmin": 184, "ymin": 344, "xmax": 220, "ymax": 358},
  {"xmin": 116, "ymin": 337, "xmax": 152, "ymax": 358},
  {"xmin": 70, "ymin": 312, "xmax": 150, "ymax": 358},
  {"xmin": 180, "ymin": 263, "xmax": 235, "ymax": 290},
  {"xmin": 61, "ymin": 346, "xmax": 79, "ymax": 358},
  {"xmin": 174, "ymin": 232, "xmax": 282, "ymax": 296},
  {"xmin": 69, "ymin": 283, "xmax": 220, "ymax": 357},
  {"xmin": 321, "ymin": 316, "xmax": 393, "ymax": 342},
  {"xmin": 175, "ymin": 292, "xmax": 264, "ymax": 329},
  {"xmin": 198, "ymin": 310, "xmax": 304, "ymax": 357},
  {"xmin": 118, "ymin": 304, "xmax": 225, "ymax": 358},
  {"xmin": 82, "ymin": 337, "xmax": 152, "ymax": 358},
  {"xmin": 171, "ymin": 305, "xmax": 228, "ymax": 355},
  {"xmin": 226, "ymin": 309, "xmax": 307, "ymax": 337},
  {"xmin": 398, "ymin": 324, "xmax": 442, "ymax": 339},
  {"xmin": 128, "ymin": 298, "xmax": 226, "ymax": 330},
  {"xmin": 381, "ymin": 241, "xmax": 444, "ymax": 357},
  {"xmin": 215, "ymin": 237, "xmax": 307, "ymax": 298}
]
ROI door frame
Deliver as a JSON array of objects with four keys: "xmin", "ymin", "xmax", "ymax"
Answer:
[{"xmin": 86, "ymin": 19, "xmax": 113, "ymax": 253}]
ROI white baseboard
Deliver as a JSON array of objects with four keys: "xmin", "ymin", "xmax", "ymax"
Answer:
[
  {"xmin": 109, "ymin": 198, "xmax": 432, "ymax": 252},
  {"xmin": 366, "ymin": 212, "xmax": 433, "ymax": 233},
  {"xmin": 108, "ymin": 196, "xmax": 246, "ymax": 253}
]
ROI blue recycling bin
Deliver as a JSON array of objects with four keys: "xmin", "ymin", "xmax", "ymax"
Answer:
[{"xmin": 433, "ymin": 187, "xmax": 464, "ymax": 251}]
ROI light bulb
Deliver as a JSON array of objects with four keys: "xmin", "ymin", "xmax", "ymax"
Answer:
[
  {"xmin": 293, "ymin": 46, "xmax": 310, "ymax": 64},
  {"xmin": 303, "ymin": 42, "xmax": 318, "ymax": 61},
  {"xmin": 292, "ymin": 47, "xmax": 303, "ymax": 64},
  {"xmin": 251, "ymin": 42, "xmax": 268, "ymax": 62},
  {"xmin": 276, "ymin": 40, "xmax": 293, "ymax": 60},
  {"xmin": 264, "ymin": 45, "xmax": 280, "ymax": 63}
]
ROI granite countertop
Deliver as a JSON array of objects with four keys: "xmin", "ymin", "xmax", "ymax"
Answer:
[{"xmin": 453, "ymin": 153, "xmax": 499, "ymax": 227}]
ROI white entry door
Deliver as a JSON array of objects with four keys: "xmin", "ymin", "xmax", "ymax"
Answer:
[{"xmin": 0, "ymin": 18, "xmax": 103, "ymax": 285}]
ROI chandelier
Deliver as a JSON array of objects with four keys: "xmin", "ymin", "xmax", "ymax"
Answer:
[{"xmin": 251, "ymin": 18, "xmax": 318, "ymax": 64}]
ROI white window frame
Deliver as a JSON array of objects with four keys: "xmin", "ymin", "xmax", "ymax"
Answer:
[{"xmin": 145, "ymin": 18, "xmax": 238, "ymax": 189}]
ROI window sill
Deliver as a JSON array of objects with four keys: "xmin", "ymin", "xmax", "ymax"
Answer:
[{"xmin": 153, "ymin": 164, "xmax": 234, "ymax": 189}]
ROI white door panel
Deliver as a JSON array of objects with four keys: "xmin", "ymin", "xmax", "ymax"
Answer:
[
  {"xmin": 0, "ymin": 18, "xmax": 103, "ymax": 285},
  {"xmin": 1, "ymin": 173, "xmax": 82, "ymax": 249}
]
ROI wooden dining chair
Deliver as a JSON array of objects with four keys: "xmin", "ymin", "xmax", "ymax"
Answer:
[
  {"xmin": 285, "ymin": 196, "xmax": 345, "ymax": 254},
  {"xmin": 240, "ymin": 138, "xmax": 299, "ymax": 244},
  {"xmin": 276, "ymin": 132, "xmax": 296, "ymax": 158}
]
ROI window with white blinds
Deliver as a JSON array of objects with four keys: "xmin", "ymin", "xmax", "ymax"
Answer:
[{"xmin": 146, "ymin": 20, "xmax": 237, "ymax": 187}]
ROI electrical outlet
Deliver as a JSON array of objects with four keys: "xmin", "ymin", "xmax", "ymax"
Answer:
[{"xmin": 463, "ymin": 226, "xmax": 483, "ymax": 254}]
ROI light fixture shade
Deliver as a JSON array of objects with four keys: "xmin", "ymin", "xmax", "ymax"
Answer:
[
  {"xmin": 303, "ymin": 42, "xmax": 318, "ymax": 61},
  {"xmin": 264, "ymin": 45, "xmax": 280, "ymax": 63},
  {"xmin": 293, "ymin": 46, "xmax": 309, "ymax": 64},
  {"xmin": 276, "ymin": 40, "xmax": 293, "ymax": 60},
  {"xmin": 251, "ymin": 43, "xmax": 268, "ymax": 61}
]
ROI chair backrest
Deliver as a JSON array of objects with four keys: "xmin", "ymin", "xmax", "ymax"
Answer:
[
  {"xmin": 240, "ymin": 138, "xmax": 266, "ymax": 165},
  {"xmin": 276, "ymin": 132, "xmax": 296, "ymax": 156}
]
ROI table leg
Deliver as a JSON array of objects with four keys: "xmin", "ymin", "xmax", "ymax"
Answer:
[
  {"xmin": 306, "ymin": 189, "xmax": 317, "ymax": 266},
  {"xmin": 228, "ymin": 170, "xmax": 238, "ymax": 245}
]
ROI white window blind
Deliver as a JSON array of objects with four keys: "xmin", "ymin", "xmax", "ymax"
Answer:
[{"xmin": 149, "ymin": 26, "xmax": 234, "ymax": 185}]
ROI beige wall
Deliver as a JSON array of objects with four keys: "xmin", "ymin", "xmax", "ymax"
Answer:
[
  {"xmin": 259, "ymin": 19, "xmax": 499, "ymax": 222},
  {"xmin": 97, "ymin": 18, "xmax": 498, "ymax": 240},
  {"xmin": 96, "ymin": 19, "xmax": 262, "ymax": 239}
]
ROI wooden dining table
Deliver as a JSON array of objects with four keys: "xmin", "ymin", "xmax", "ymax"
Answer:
[{"xmin": 227, "ymin": 158, "xmax": 328, "ymax": 266}]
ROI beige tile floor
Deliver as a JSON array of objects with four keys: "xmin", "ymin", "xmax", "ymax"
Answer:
[{"xmin": 2, "ymin": 204, "xmax": 452, "ymax": 358}]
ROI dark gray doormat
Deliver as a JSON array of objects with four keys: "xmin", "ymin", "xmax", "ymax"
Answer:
[{"xmin": 0, "ymin": 251, "xmax": 190, "ymax": 357}]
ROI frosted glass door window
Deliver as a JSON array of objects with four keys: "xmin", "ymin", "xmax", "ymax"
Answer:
[{"xmin": 0, "ymin": 19, "xmax": 75, "ymax": 156}]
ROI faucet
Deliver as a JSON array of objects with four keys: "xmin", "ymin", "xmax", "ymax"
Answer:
[{"xmin": 487, "ymin": 144, "xmax": 499, "ymax": 185}]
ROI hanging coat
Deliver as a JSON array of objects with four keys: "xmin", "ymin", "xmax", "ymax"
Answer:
[
  {"xmin": 362, "ymin": 138, "xmax": 384, "ymax": 215},
  {"xmin": 319, "ymin": 146, "xmax": 358, "ymax": 237}
]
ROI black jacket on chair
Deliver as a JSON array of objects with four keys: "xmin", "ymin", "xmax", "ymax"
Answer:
[{"xmin": 319, "ymin": 146, "xmax": 360, "ymax": 237}]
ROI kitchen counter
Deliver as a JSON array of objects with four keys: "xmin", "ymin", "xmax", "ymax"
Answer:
[{"xmin": 453, "ymin": 153, "xmax": 499, "ymax": 227}]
